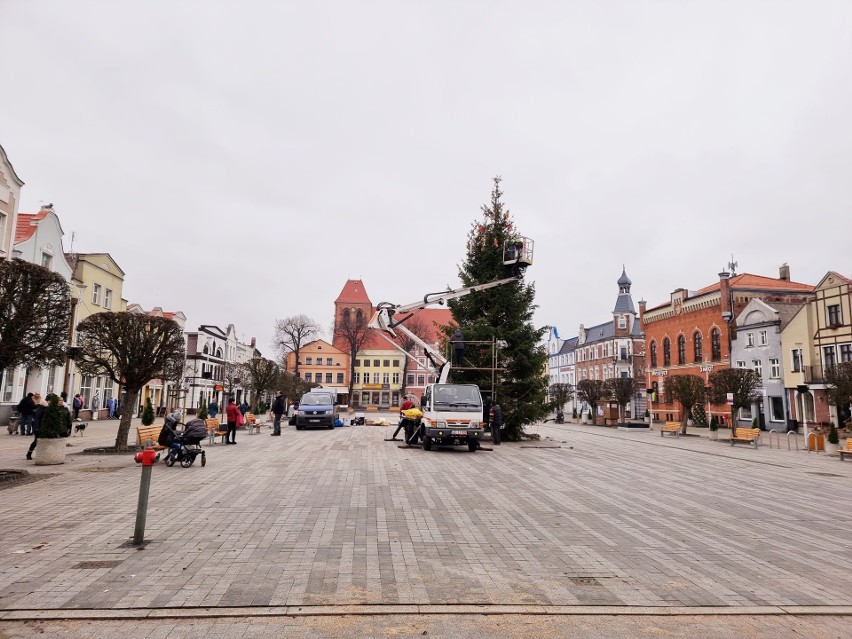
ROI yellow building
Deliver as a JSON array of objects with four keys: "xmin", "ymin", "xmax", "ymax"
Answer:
[
  {"xmin": 65, "ymin": 252, "xmax": 128, "ymax": 419},
  {"xmin": 354, "ymin": 349, "xmax": 404, "ymax": 409}
]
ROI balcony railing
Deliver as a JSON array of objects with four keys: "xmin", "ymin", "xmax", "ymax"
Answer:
[{"xmin": 803, "ymin": 364, "xmax": 825, "ymax": 384}]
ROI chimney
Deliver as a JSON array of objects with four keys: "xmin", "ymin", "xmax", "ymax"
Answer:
[
  {"xmin": 250, "ymin": 337, "xmax": 256, "ymax": 348},
  {"xmin": 719, "ymin": 271, "xmax": 732, "ymax": 323},
  {"xmin": 779, "ymin": 263, "xmax": 790, "ymax": 281}
]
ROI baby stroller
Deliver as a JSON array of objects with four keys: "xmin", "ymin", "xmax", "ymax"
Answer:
[{"xmin": 159, "ymin": 417, "xmax": 207, "ymax": 468}]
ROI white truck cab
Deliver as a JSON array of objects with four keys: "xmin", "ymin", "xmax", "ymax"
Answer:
[{"xmin": 419, "ymin": 383, "xmax": 484, "ymax": 452}]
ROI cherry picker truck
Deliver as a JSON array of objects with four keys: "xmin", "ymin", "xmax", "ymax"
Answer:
[{"xmin": 367, "ymin": 235, "xmax": 533, "ymax": 452}]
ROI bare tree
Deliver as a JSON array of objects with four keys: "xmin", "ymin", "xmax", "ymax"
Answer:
[
  {"xmin": 395, "ymin": 315, "xmax": 430, "ymax": 395},
  {"xmin": 333, "ymin": 309, "xmax": 372, "ymax": 403},
  {"xmin": 605, "ymin": 377, "xmax": 636, "ymax": 425},
  {"xmin": 824, "ymin": 362, "xmax": 852, "ymax": 427},
  {"xmin": 221, "ymin": 360, "xmax": 244, "ymax": 404},
  {"xmin": 549, "ymin": 383, "xmax": 573, "ymax": 413},
  {"xmin": 708, "ymin": 368, "xmax": 762, "ymax": 435},
  {"xmin": 278, "ymin": 370, "xmax": 315, "ymax": 403},
  {"xmin": 243, "ymin": 357, "xmax": 279, "ymax": 412},
  {"xmin": 75, "ymin": 312, "xmax": 185, "ymax": 450},
  {"xmin": 576, "ymin": 379, "xmax": 610, "ymax": 425},
  {"xmin": 0, "ymin": 259, "xmax": 71, "ymax": 372},
  {"xmin": 274, "ymin": 314, "xmax": 321, "ymax": 374},
  {"xmin": 664, "ymin": 374, "xmax": 705, "ymax": 434}
]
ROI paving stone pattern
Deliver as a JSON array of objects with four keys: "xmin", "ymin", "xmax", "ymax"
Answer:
[{"xmin": 0, "ymin": 422, "xmax": 851, "ymax": 612}]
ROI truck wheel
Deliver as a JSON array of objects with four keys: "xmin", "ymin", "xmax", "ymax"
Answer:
[
  {"xmin": 468, "ymin": 439, "xmax": 478, "ymax": 452},
  {"xmin": 296, "ymin": 424, "xmax": 303, "ymax": 431},
  {"xmin": 422, "ymin": 436, "xmax": 432, "ymax": 451}
]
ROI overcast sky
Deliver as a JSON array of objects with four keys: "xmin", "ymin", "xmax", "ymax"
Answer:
[{"xmin": 2, "ymin": 1, "xmax": 851, "ymax": 354}]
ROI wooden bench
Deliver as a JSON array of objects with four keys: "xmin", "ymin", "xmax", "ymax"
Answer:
[
  {"xmin": 660, "ymin": 421, "xmax": 680, "ymax": 437},
  {"xmin": 136, "ymin": 425, "xmax": 166, "ymax": 455},
  {"xmin": 730, "ymin": 427, "xmax": 760, "ymax": 449},
  {"xmin": 245, "ymin": 413, "xmax": 262, "ymax": 434},
  {"xmin": 837, "ymin": 439, "xmax": 852, "ymax": 461},
  {"xmin": 205, "ymin": 418, "xmax": 227, "ymax": 444}
]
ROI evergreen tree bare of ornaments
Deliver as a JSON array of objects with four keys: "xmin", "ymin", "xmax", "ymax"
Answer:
[
  {"xmin": 34, "ymin": 395, "xmax": 68, "ymax": 465},
  {"xmin": 141, "ymin": 398, "xmax": 155, "ymax": 426},
  {"xmin": 446, "ymin": 177, "xmax": 549, "ymax": 440}
]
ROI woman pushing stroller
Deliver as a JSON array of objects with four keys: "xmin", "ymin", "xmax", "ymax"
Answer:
[{"xmin": 158, "ymin": 410, "xmax": 207, "ymax": 468}]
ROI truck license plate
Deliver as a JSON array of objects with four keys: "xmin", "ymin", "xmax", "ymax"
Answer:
[{"xmin": 451, "ymin": 430, "xmax": 467, "ymax": 435}]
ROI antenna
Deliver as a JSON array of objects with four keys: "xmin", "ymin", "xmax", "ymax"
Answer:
[
  {"xmin": 727, "ymin": 254, "xmax": 738, "ymax": 275},
  {"xmin": 70, "ymin": 231, "xmax": 76, "ymax": 253}
]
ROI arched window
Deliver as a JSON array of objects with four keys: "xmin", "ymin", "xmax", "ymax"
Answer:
[
  {"xmin": 711, "ymin": 328, "xmax": 722, "ymax": 361},
  {"xmin": 203, "ymin": 345, "xmax": 209, "ymax": 355},
  {"xmin": 663, "ymin": 338, "xmax": 671, "ymax": 367},
  {"xmin": 677, "ymin": 335, "xmax": 686, "ymax": 365},
  {"xmin": 343, "ymin": 309, "xmax": 351, "ymax": 326},
  {"xmin": 355, "ymin": 309, "xmax": 364, "ymax": 326},
  {"xmin": 694, "ymin": 331, "xmax": 703, "ymax": 362},
  {"xmin": 650, "ymin": 341, "xmax": 657, "ymax": 368}
]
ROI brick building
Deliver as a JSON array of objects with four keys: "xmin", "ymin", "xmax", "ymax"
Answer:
[{"xmin": 641, "ymin": 267, "xmax": 814, "ymax": 426}]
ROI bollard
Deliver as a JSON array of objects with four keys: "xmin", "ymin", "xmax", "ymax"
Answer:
[{"xmin": 132, "ymin": 443, "xmax": 158, "ymax": 545}]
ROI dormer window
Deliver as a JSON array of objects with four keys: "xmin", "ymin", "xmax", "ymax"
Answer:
[{"xmin": 617, "ymin": 315, "xmax": 626, "ymax": 329}]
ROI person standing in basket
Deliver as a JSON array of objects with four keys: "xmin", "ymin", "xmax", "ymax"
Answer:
[
  {"xmin": 271, "ymin": 391, "xmax": 285, "ymax": 436},
  {"xmin": 489, "ymin": 400, "xmax": 502, "ymax": 446},
  {"xmin": 225, "ymin": 399, "xmax": 240, "ymax": 444}
]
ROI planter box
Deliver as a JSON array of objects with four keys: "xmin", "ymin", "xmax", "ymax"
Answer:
[{"xmin": 34, "ymin": 437, "xmax": 68, "ymax": 465}]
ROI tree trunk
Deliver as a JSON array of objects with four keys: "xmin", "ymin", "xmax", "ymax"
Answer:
[
  {"xmin": 114, "ymin": 387, "xmax": 140, "ymax": 450},
  {"xmin": 730, "ymin": 406, "xmax": 737, "ymax": 437}
]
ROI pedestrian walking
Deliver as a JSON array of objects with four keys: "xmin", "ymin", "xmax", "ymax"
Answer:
[
  {"xmin": 25, "ymin": 393, "xmax": 47, "ymax": 460},
  {"xmin": 271, "ymin": 391, "xmax": 285, "ymax": 436},
  {"xmin": 489, "ymin": 400, "xmax": 503, "ymax": 445},
  {"xmin": 17, "ymin": 393, "xmax": 36, "ymax": 436},
  {"xmin": 482, "ymin": 394, "xmax": 492, "ymax": 433},
  {"xmin": 208, "ymin": 400, "xmax": 219, "ymax": 419},
  {"xmin": 225, "ymin": 399, "xmax": 239, "ymax": 444},
  {"xmin": 239, "ymin": 400, "xmax": 249, "ymax": 416},
  {"xmin": 72, "ymin": 393, "xmax": 83, "ymax": 420}
]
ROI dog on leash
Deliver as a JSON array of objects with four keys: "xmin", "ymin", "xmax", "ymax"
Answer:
[{"xmin": 73, "ymin": 421, "xmax": 87, "ymax": 436}]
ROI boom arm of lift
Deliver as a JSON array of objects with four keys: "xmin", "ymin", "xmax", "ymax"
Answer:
[{"xmin": 367, "ymin": 276, "xmax": 519, "ymax": 385}]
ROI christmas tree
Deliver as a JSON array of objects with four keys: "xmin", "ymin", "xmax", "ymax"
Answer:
[{"xmin": 446, "ymin": 177, "xmax": 549, "ymax": 440}]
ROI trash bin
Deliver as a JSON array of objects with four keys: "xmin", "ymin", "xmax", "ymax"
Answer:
[
  {"xmin": 807, "ymin": 432, "xmax": 825, "ymax": 452},
  {"xmin": 786, "ymin": 419, "xmax": 798, "ymax": 433}
]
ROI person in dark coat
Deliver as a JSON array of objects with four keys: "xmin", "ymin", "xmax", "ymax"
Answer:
[
  {"xmin": 26, "ymin": 393, "xmax": 47, "ymax": 460},
  {"xmin": 482, "ymin": 395, "xmax": 492, "ymax": 433},
  {"xmin": 17, "ymin": 393, "xmax": 36, "ymax": 436},
  {"xmin": 489, "ymin": 401, "xmax": 503, "ymax": 445},
  {"xmin": 270, "ymin": 392, "xmax": 285, "ymax": 436}
]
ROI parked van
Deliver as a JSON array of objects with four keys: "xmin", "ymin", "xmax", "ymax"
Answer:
[{"xmin": 295, "ymin": 391, "xmax": 337, "ymax": 430}]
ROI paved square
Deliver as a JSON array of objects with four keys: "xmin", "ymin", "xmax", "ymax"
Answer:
[{"xmin": 0, "ymin": 420, "xmax": 850, "ymax": 618}]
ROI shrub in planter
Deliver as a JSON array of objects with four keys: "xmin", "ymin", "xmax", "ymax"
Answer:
[
  {"xmin": 751, "ymin": 417, "xmax": 758, "ymax": 428},
  {"xmin": 572, "ymin": 408, "xmax": 577, "ymax": 419},
  {"xmin": 828, "ymin": 422, "xmax": 840, "ymax": 445},
  {"xmin": 40, "ymin": 396, "xmax": 69, "ymax": 439},
  {"xmin": 197, "ymin": 404, "xmax": 209, "ymax": 420},
  {"xmin": 141, "ymin": 398, "xmax": 155, "ymax": 426}
]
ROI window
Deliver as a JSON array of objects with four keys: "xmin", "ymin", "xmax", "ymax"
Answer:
[
  {"xmin": 746, "ymin": 332, "xmax": 754, "ymax": 347},
  {"xmin": 663, "ymin": 338, "xmax": 671, "ymax": 367},
  {"xmin": 372, "ymin": 373, "xmax": 379, "ymax": 384},
  {"xmin": 306, "ymin": 357, "xmax": 313, "ymax": 365},
  {"xmin": 693, "ymin": 332, "xmax": 702, "ymax": 362},
  {"xmin": 305, "ymin": 373, "xmax": 312, "ymax": 382},
  {"xmin": 407, "ymin": 374, "xmax": 415, "ymax": 385},
  {"xmin": 336, "ymin": 373, "xmax": 344, "ymax": 384},
  {"xmin": 770, "ymin": 397, "xmax": 784, "ymax": 422},
  {"xmin": 0, "ymin": 214, "xmax": 5, "ymax": 246},
  {"xmin": 677, "ymin": 335, "xmax": 686, "ymax": 365},
  {"xmin": 417, "ymin": 374, "xmax": 425, "ymax": 386},
  {"xmin": 326, "ymin": 358, "xmax": 333, "ymax": 366},
  {"xmin": 769, "ymin": 358, "xmax": 780, "ymax": 378},
  {"xmin": 758, "ymin": 330, "xmax": 767, "ymax": 346},
  {"xmin": 824, "ymin": 346, "xmax": 837, "ymax": 370},
  {"xmin": 41, "ymin": 252, "xmax": 53, "ymax": 269},
  {"xmin": 739, "ymin": 405, "xmax": 752, "ymax": 420},
  {"xmin": 104, "ymin": 289, "xmax": 112, "ymax": 309},
  {"xmin": 841, "ymin": 344, "xmax": 852, "ymax": 363},
  {"xmin": 382, "ymin": 372, "xmax": 389, "ymax": 384},
  {"xmin": 618, "ymin": 315, "xmax": 626, "ymax": 329},
  {"xmin": 2, "ymin": 367, "xmax": 14, "ymax": 402},
  {"xmin": 92, "ymin": 283, "xmax": 101, "ymax": 305},
  {"xmin": 373, "ymin": 360, "xmax": 380, "ymax": 367},
  {"xmin": 81, "ymin": 375, "xmax": 93, "ymax": 406},
  {"xmin": 711, "ymin": 328, "xmax": 722, "ymax": 361},
  {"xmin": 736, "ymin": 360, "xmax": 747, "ymax": 368},
  {"xmin": 792, "ymin": 348, "xmax": 803, "ymax": 372},
  {"xmin": 354, "ymin": 359, "xmax": 361, "ymax": 367},
  {"xmin": 382, "ymin": 359, "xmax": 390, "ymax": 367},
  {"xmin": 392, "ymin": 359, "xmax": 399, "ymax": 367},
  {"xmin": 325, "ymin": 373, "xmax": 332, "ymax": 383},
  {"xmin": 392, "ymin": 372, "xmax": 400, "ymax": 384},
  {"xmin": 828, "ymin": 304, "xmax": 842, "ymax": 326},
  {"xmin": 752, "ymin": 359, "xmax": 762, "ymax": 377},
  {"xmin": 650, "ymin": 341, "xmax": 657, "ymax": 368}
]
